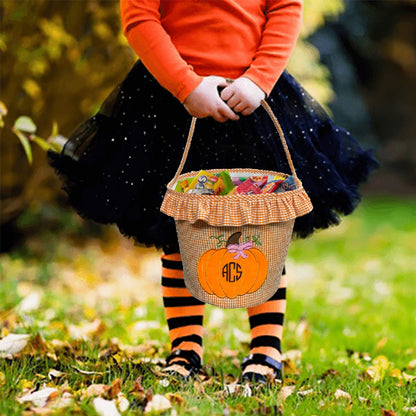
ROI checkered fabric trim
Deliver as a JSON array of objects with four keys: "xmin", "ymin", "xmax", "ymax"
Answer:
[
  {"xmin": 161, "ymin": 168, "xmax": 313, "ymax": 226},
  {"xmin": 176, "ymin": 221, "xmax": 294, "ymax": 308}
]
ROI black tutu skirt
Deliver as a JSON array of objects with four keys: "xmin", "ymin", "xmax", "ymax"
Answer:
[{"xmin": 48, "ymin": 61, "xmax": 379, "ymax": 251}]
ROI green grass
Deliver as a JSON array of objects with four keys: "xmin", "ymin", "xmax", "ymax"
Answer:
[{"xmin": 1, "ymin": 197, "xmax": 415, "ymax": 415}]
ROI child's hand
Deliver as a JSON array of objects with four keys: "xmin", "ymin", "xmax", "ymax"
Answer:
[
  {"xmin": 220, "ymin": 77, "xmax": 266, "ymax": 116},
  {"xmin": 183, "ymin": 76, "xmax": 239, "ymax": 123}
]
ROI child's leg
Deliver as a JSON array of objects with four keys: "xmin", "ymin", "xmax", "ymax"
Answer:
[
  {"xmin": 242, "ymin": 271, "xmax": 287, "ymax": 381},
  {"xmin": 161, "ymin": 252, "xmax": 205, "ymax": 377}
]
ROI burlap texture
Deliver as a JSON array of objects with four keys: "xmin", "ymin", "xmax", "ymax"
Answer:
[{"xmin": 176, "ymin": 219, "xmax": 295, "ymax": 308}]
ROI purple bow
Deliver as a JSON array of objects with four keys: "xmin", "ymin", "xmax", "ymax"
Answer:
[{"xmin": 227, "ymin": 241, "xmax": 253, "ymax": 259}]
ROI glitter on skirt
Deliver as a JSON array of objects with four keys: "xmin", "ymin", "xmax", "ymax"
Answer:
[{"xmin": 48, "ymin": 61, "xmax": 379, "ymax": 250}]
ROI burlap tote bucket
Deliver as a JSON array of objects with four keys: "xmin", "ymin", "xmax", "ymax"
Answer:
[{"xmin": 161, "ymin": 101, "xmax": 313, "ymax": 308}]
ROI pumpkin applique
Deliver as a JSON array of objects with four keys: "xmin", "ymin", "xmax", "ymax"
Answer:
[{"xmin": 197, "ymin": 232, "xmax": 268, "ymax": 299}]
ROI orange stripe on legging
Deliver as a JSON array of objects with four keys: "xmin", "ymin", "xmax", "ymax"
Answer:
[
  {"xmin": 247, "ymin": 299, "xmax": 287, "ymax": 315},
  {"xmin": 164, "ymin": 305, "xmax": 205, "ymax": 320},
  {"xmin": 161, "ymin": 253, "xmax": 182, "ymax": 261},
  {"xmin": 169, "ymin": 325, "xmax": 204, "ymax": 341},
  {"xmin": 161, "ymin": 268, "xmax": 184, "ymax": 278},
  {"xmin": 162, "ymin": 287, "xmax": 195, "ymax": 297},
  {"xmin": 250, "ymin": 324, "xmax": 283, "ymax": 339},
  {"xmin": 251, "ymin": 346, "xmax": 282, "ymax": 362}
]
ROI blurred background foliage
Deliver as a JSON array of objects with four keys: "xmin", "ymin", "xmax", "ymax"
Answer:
[{"xmin": 0, "ymin": 0, "xmax": 415, "ymax": 251}]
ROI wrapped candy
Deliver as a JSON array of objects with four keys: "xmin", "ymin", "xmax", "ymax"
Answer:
[{"xmin": 274, "ymin": 176, "xmax": 297, "ymax": 192}]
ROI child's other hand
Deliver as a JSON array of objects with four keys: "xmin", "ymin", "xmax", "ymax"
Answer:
[
  {"xmin": 183, "ymin": 76, "xmax": 239, "ymax": 123},
  {"xmin": 220, "ymin": 77, "xmax": 266, "ymax": 116}
]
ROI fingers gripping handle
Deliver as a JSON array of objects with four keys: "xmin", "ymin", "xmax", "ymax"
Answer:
[{"xmin": 171, "ymin": 100, "xmax": 298, "ymax": 186}]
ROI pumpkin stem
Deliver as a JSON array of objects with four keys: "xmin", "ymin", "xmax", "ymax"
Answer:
[{"xmin": 226, "ymin": 232, "xmax": 242, "ymax": 247}]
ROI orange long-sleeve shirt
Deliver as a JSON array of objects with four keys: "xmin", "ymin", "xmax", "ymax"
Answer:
[{"xmin": 120, "ymin": 0, "xmax": 302, "ymax": 103}]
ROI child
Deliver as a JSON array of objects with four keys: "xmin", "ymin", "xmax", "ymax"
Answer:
[{"xmin": 48, "ymin": 0, "xmax": 379, "ymax": 383}]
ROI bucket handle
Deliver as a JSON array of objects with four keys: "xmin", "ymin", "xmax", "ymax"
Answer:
[{"xmin": 171, "ymin": 99, "xmax": 298, "ymax": 185}]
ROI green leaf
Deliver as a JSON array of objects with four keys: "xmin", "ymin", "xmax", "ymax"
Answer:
[
  {"xmin": 0, "ymin": 101, "xmax": 8, "ymax": 116},
  {"xmin": 12, "ymin": 128, "xmax": 33, "ymax": 164},
  {"xmin": 0, "ymin": 101, "xmax": 7, "ymax": 128},
  {"xmin": 14, "ymin": 116, "xmax": 37, "ymax": 134},
  {"xmin": 30, "ymin": 135, "xmax": 54, "ymax": 152},
  {"xmin": 51, "ymin": 120, "xmax": 58, "ymax": 137}
]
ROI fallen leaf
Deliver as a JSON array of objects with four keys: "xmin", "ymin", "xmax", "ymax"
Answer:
[
  {"xmin": 233, "ymin": 328, "xmax": 250, "ymax": 343},
  {"xmin": 129, "ymin": 376, "xmax": 145, "ymax": 394},
  {"xmin": 334, "ymin": 389, "xmax": 351, "ymax": 400},
  {"xmin": 295, "ymin": 317, "xmax": 311, "ymax": 344},
  {"xmin": 321, "ymin": 368, "xmax": 341, "ymax": 379},
  {"xmin": 17, "ymin": 387, "xmax": 59, "ymax": 407},
  {"xmin": 283, "ymin": 358, "xmax": 300, "ymax": 375},
  {"xmin": 0, "ymin": 333, "xmax": 31, "ymax": 354},
  {"xmin": 144, "ymin": 394, "xmax": 171, "ymax": 414},
  {"xmin": 365, "ymin": 355, "xmax": 391, "ymax": 382},
  {"xmin": 48, "ymin": 392, "xmax": 74, "ymax": 410},
  {"xmin": 82, "ymin": 384, "xmax": 109, "ymax": 399},
  {"xmin": 93, "ymin": 397, "xmax": 121, "ymax": 416},
  {"xmin": 282, "ymin": 349, "xmax": 302, "ymax": 362},
  {"xmin": 107, "ymin": 378, "xmax": 122, "ymax": 399},
  {"xmin": 376, "ymin": 337, "xmax": 388, "ymax": 351},
  {"xmin": 380, "ymin": 408, "xmax": 397, "ymax": 416},
  {"xmin": 48, "ymin": 369, "xmax": 66, "ymax": 380},
  {"xmin": 403, "ymin": 372, "xmax": 416, "ymax": 382},
  {"xmin": 277, "ymin": 385, "xmax": 295, "ymax": 403},
  {"xmin": 0, "ymin": 371, "xmax": 5, "ymax": 386},
  {"xmin": 17, "ymin": 292, "xmax": 41, "ymax": 313},
  {"xmin": 358, "ymin": 396, "xmax": 370, "ymax": 405},
  {"xmin": 403, "ymin": 406, "xmax": 416, "ymax": 414},
  {"xmin": 68, "ymin": 319, "xmax": 106, "ymax": 340},
  {"xmin": 116, "ymin": 393, "xmax": 129, "ymax": 413},
  {"xmin": 131, "ymin": 321, "xmax": 160, "ymax": 331},
  {"xmin": 297, "ymin": 388, "xmax": 314, "ymax": 397},
  {"xmin": 389, "ymin": 369, "xmax": 402, "ymax": 379},
  {"xmin": 165, "ymin": 393, "xmax": 184, "ymax": 405}
]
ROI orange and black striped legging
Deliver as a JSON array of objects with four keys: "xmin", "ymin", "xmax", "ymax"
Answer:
[{"xmin": 161, "ymin": 252, "xmax": 286, "ymax": 368}]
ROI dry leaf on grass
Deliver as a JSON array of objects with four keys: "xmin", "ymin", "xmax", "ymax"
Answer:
[
  {"xmin": 17, "ymin": 292, "xmax": 41, "ymax": 313},
  {"xmin": 297, "ymin": 388, "xmax": 314, "ymax": 397},
  {"xmin": 0, "ymin": 333, "xmax": 31, "ymax": 355},
  {"xmin": 68, "ymin": 319, "xmax": 106, "ymax": 340},
  {"xmin": 47, "ymin": 369, "xmax": 66, "ymax": 380},
  {"xmin": 365, "ymin": 355, "xmax": 391, "ymax": 382},
  {"xmin": 283, "ymin": 358, "xmax": 300, "ymax": 375},
  {"xmin": 93, "ymin": 397, "xmax": 121, "ymax": 416},
  {"xmin": 115, "ymin": 393, "xmax": 129, "ymax": 413},
  {"xmin": 144, "ymin": 394, "xmax": 171, "ymax": 414},
  {"xmin": 334, "ymin": 389, "xmax": 351, "ymax": 401},
  {"xmin": 17, "ymin": 387, "xmax": 58, "ymax": 407},
  {"xmin": 277, "ymin": 385, "xmax": 295, "ymax": 403},
  {"xmin": 380, "ymin": 408, "xmax": 398, "ymax": 416}
]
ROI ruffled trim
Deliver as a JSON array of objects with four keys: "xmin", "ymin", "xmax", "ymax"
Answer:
[{"xmin": 161, "ymin": 169, "xmax": 313, "ymax": 226}]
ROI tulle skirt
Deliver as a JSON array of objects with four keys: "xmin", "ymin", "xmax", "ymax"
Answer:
[{"xmin": 48, "ymin": 61, "xmax": 379, "ymax": 250}]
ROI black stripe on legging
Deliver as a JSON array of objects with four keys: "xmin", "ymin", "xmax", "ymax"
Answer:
[
  {"xmin": 250, "ymin": 336, "xmax": 281, "ymax": 351},
  {"xmin": 161, "ymin": 277, "xmax": 186, "ymax": 288},
  {"xmin": 162, "ymin": 259, "xmax": 183, "ymax": 270},
  {"xmin": 268, "ymin": 288, "xmax": 286, "ymax": 301},
  {"xmin": 171, "ymin": 335, "xmax": 203, "ymax": 348},
  {"xmin": 167, "ymin": 315, "xmax": 203, "ymax": 329},
  {"xmin": 163, "ymin": 297, "xmax": 205, "ymax": 307},
  {"xmin": 249, "ymin": 313, "xmax": 284, "ymax": 328}
]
